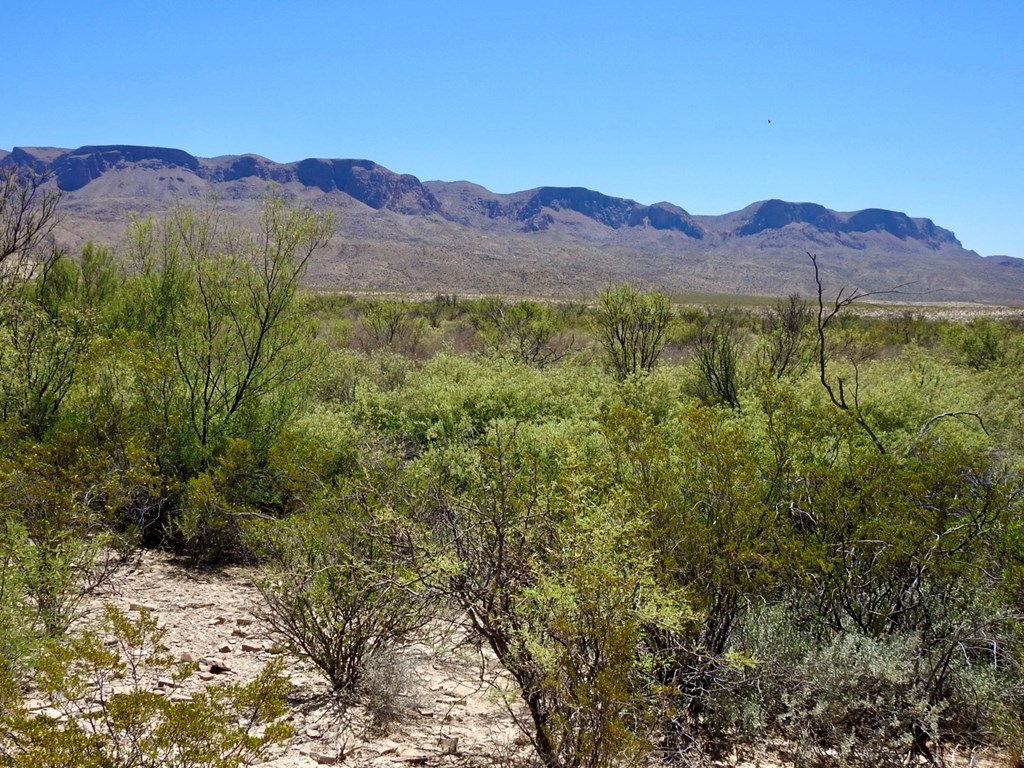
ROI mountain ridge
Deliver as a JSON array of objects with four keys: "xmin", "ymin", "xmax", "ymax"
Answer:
[{"xmin": 2, "ymin": 144, "xmax": 1020, "ymax": 304}]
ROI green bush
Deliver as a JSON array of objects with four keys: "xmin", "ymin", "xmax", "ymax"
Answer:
[
  {"xmin": 0, "ymin": 604, "xmax": 292, "ymax": 768},
  {"xmin": 423, "ymin": 421, "xmax": 680, "ymax": 768},
  {"xmin": 249, "ymin": 500, "xmax": 433, "ymax": 695}
]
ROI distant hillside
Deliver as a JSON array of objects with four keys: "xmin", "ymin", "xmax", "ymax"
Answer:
[{"xmin": 3, "ymin": 144, "xmax": 1021, "ymax": 304}]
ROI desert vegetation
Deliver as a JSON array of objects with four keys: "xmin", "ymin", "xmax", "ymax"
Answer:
[{"xmin": 2, "ymin": 168, "xmax": 1024, "ymax": 766}]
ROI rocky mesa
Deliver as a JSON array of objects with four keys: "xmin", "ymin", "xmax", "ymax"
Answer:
[{"xmin": 2, "ymin": 144, "xmax": 1020, "ymax": 303}]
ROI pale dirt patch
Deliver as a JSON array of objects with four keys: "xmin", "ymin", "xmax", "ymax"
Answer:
[{"xmin": 84, "ymin": 550, "xmax": 534, "ymax": 768}]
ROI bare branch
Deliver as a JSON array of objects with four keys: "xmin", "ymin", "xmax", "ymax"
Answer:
[
  {"xmin": 917, "ymin": 411, "xmax": 990, "ymax": 440},
  {"xmin": 809, "ymin": 252, "xmax": 908, "ymax": 455},
  {"xmin": 0, "ymin": 168, "xmax": 62, "ymax": 286}
]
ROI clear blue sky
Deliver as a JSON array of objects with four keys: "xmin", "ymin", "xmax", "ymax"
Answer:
[{"xmin": 4, "ymin": 1, "xmax": 1022, "ymax": 256}]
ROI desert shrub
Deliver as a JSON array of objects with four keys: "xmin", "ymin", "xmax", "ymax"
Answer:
[
  {"xmin": 750, "ymin": 625, "xmax": 939, "ymax": 766},
  {"xmin": 954, "ymin": 317, "xmax": 1006, "ymax": 370},
  {"xmin": 0, "ymin": 438, "xmax": 137, "ymax": 636},
  {"xmin": 756, "ymin": 293, "xmax": 813, "ymax": 379},
  {"xmin": 0, "ymin": 604, "xmax": 292, "ymax": 768},
  {"xmin": 512, "ymin": 502, "xmax": 677, "ymax": 768},
  {"xmin": 359, "ymin": 299, "xmax": 427, "ymax": 355},
  {"xmin": 0, "ymin": 519, "xmax": 33, "ymax": 711},
  {"xmin": 600, "ymin": 404, "xmax": 777, "ymax": 739},
  {"xmin": 612, "ymin": 365, "xmax": 689, "ymax": 424},
  {"xmin": 249, "ymin": 500, "xmax": 433, "ymax": 695},
  {"xmin": 354, "ymin": 352, "xmax": 608, "ymax": 452},
  {"xmin": 169, "ymin": 433, "xmax": 332, "ymax": 563},
  {"xmin": 423, "ymin": 420, "xmax": 678, "ymax": 768},
  {"xmin": 420, "ymin": 293, "xmax": 460, "ymax": 328},
  {"xmin": 595, "ymin": 283, "xmax": 672, "ymax": 379},
  {"xmin": 476, "ymin": 299, "xmax": 574, "ymax": 367},
  {"xmin": 993, "ymin": 646, "xmax": 1024, "ymax": 768},
  {"xmin": 707, "ymin": 601, "xmax": 1022, "ymax": 766},
  {"xmin": 691, "ymin": 309, "xmax": 746, "ymax": 410},
  {"xmin": 171, "ymin": 471, "xmax": 247, "ymax": 564},
  {"xmin": 311, "ymin": 348, "xmax": 360, "ymax": 404}
]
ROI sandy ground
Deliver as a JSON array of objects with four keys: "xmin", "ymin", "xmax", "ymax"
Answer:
[{"xmin": 56, "ymin": 551, "xmax": 1010, "ymax": 768}]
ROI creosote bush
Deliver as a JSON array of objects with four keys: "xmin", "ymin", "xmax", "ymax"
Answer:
[
  {"xmin": 421, "ymin": 421, "xmax": 682, "ymax": 768},
  {"xmin": 248, "ymin": 499, "xmax": 433, "ymax": 695}
]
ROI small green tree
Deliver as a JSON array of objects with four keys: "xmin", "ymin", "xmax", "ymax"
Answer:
[
  {"xmin": 757, "ymin": 292, "xmax": 812, "ymax": 379},
  {"xmin": 478, "ymin": 299, "xmax": 573, "ymax": 367},
  {"xmin": 692, "ymin": 309, "xmax": 745, "ymax": 411},
  {"xmin": 360, "ymin": 299, "xmax": 425, "ymax": 354},
  {"xmin": 595, "ymin": 284, "xmax": 672, "ymax": 380},
  {"xmin": 122, "ymin": 194, "xmax": 335, "ymax": 470},
  {"xmin": 0, "ymin": 251, "xmax": 101, "ymax": 439}
]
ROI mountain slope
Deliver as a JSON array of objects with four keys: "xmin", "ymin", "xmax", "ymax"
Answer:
[{"xmin": 2, "ymin": 144, "xmax": 1020, "ymax": 303}]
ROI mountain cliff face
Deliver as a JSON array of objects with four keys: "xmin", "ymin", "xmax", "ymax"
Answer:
[
  {"xmin": 732, "ymin": 200, "xmax": 957, "ymax": 246},
  {"xmin": 0, "ymin": 146, "xmax": 444, "ymax": 216},
  {"xmin": 1, "ymin": 144, "xmax": 1018, "ymax": 303}
]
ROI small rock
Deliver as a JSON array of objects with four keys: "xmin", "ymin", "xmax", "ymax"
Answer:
[
  {"xmin": 198, "ymin": 672, "xmax": 216, "ymax": 681},
  {"xmin": 231, "ymin": 628, "xmax": 247, "ymax": 637},
  {"xmin": 156, "ymin": 678, "xmax": 178, "ymax": 689},
  {"xmin": 218, "ymin": 643, "xmax": 232, "ymax": 653},
  {"xmin": 129, "ymin": 602, "xmax": 157, "ymax": 613},
  {"xmin": 312, "ymin": 752, "xmax": 339, "ymax": 765},
  {"xmin": 396, "ymin": 756, "xmax": 429, "ymax": 765},
  {"xmin": 304, "ymin": 728, "xmax": 321, "ymax": 739},
  {"xmin": 236, "ymin": 617, "xmax": 253, "ymax": 626},
  {"xmin": 438, "ymin": 736, "xmax": 459, "ymax": 755},
  {"xmin": 240, "ymin": 642, "xmax": 263, "ymax": 653},
  {"xmin": 179, "ymin": 652, "xmax": 196, "ymax": 663},
  {"xmin": 208, "ymin": 659, "xmax": 232, "ymax": 674}
]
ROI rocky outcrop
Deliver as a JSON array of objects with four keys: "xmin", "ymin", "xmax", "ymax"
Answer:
[
  {"xmin": 3, "ymin": 145, "xmax": 443, "ymax": 216},
  {"xmin": 431, "ymin": 185, "xmax": 705, "ymax": 237},
  {"xmin": 629, "ymin": 202, "xmax": 704, "ymax": 238},
  {"xmin": 736, "ymin": 199, "xmax": 959, "ymax": 247},
  {"xmin": 737, "ymin": 200, "xmax": 842, "ymax": 235},
  {"xmin": 52, "ymin": 145, "xmax": 202, "ymax": 191},
  {"xmin": 202, "ymin": 154, "xmax": 293, "ymax": 184},
  {"xmin": 516, "ymin": 187, "xmax": 637, "ymax": 229},
  {"xmin": 295, "ymin": 159, "xmax": 441, "ymax": 215},
  {"xmin": 0, "ymin": 146, "xmax": 69, "ymax": 174},
  {"xmin": 844, "ymin": 208, "xmax": 958, "ymax": 244}
]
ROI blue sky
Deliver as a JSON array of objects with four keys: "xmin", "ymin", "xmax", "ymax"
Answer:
[{"xmin": 5, "ymin": 1, "xmax": 1022, "ymax": 256}]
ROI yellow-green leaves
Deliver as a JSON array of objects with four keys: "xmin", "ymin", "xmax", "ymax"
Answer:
[{"xmin": 0, "ymin": 604, "xmax": 292, "ymax": 768}]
